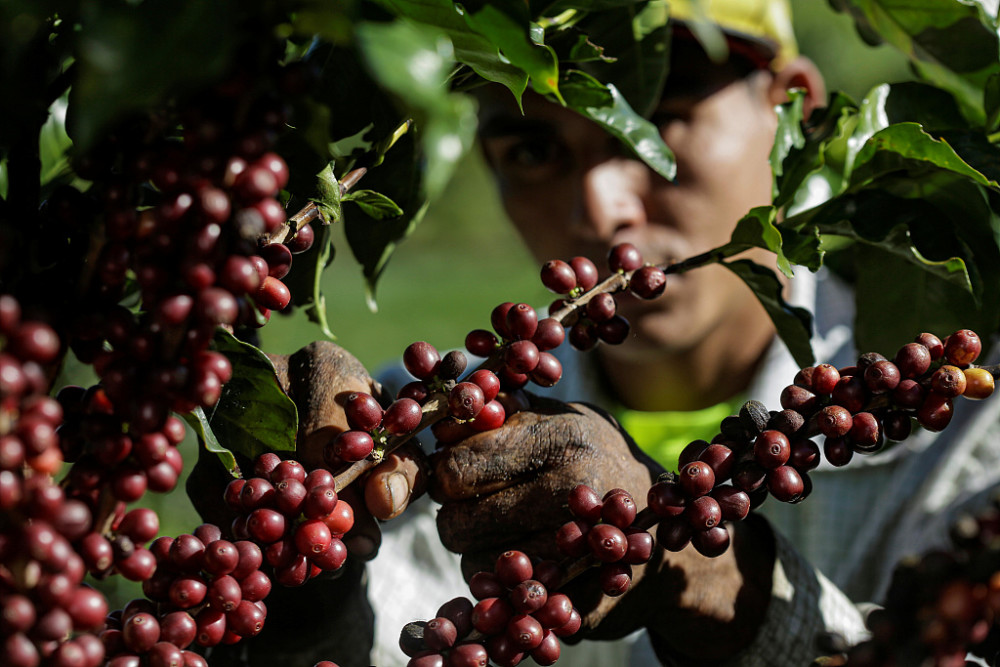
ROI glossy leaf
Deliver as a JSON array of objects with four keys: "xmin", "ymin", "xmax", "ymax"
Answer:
[
  {"xmin": 201, "ymin": 330, "xmax": 298, "ymax": 462},
  {"xmin": 351, "ymin": 19, "xmax": 477, "ymax": 301},
  {"xmin": 376, "ymin": 0, "xmax": 529, "ymax": 102},
  {"xmin": 772, "ymin": 92, "xmax": 857, "ymax": 209},
  {"xmin": 313, "ymin": 162, "xmax": 343, "ymax": 224},
  {"xmin": 850, "ymin": 122, "xmax": 997, "ymax": 189},
  {"xmin": 459, "ymin": 2, "xmax": 562, "ymax": 98},
  {"xmin": 724, "ymin": 259, "xmax": 815, "ymax": 368},
  {"xmin": 183, "ymin": 408, "xmax": 239, "ymax": 478},
  {"xmin": 717, "ymin": 206, "xmax": 823, "ymax": 278},
  {"xmin": 355, "ymin": 20, "xmax": 477, "ymax": 199},
  {"xmin": 560, "ymin": 70, "xmax": 676, "ymax": 181},
  {"xmin": 829, "ymin": 0, "xmax": 1000, "ymax": 124},
  {"xmin": 342, "ymin": 189, "xmax": 405, "ymax": 220},
  {"xmin": 559, "ymin": 1, "xmax": 671, "ymax": 117}
]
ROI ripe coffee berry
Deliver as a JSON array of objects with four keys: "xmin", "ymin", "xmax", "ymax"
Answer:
[
  {"xmin": 754, "ymin": 430, "xmax": 791, "ymax": 469},
  {"xmin": 608, "ymin": 243, "xmax": 643, "ymax": 272},
  {"xmin": 944, "ymin": 329, "xmax": 981, "ymax": 366},
  {"xmin": 587, "ymin": 523, "xmax": 628, "ymax": 562},
  {"xmin": 495, "ymin": 550, "xmax": 533, "ymax": 587},
  {"xmin": 404, "ymin": 341, "xmax": 441, "ymax": 379},
  {"xmin": 510, "ymin": 580, "xmax": 548, "ymax": 613},
  {"xmin": 570, "ymin": 256, "xmax": 599, "ymax": 291},
  {"xmin": 629, "ymin": 266, "xmax": 666, "ymax": 299},
  {"xmin": 541, "ymin": 260, "xmax": 577, "ymax": 294},
  {"xmin": 505, "ymin": 303, "xmax": 538, "ymax": 340},
  {"xmin": 344, "ymin": 392, "xmax": 383, "ymax": 431},
  {"xmin": 449, "ymin": 382, "xmax": 485, "ymax": 420},
  {"xmin": 679, "ymin": 461, "xmax": 716, "ymax": 497}
]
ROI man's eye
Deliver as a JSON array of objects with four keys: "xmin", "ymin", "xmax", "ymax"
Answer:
[
  {"xmin": 491, "ymin": 136, "xmax": 569, "ymax": 183},
  {"xmin": 505, "ymin": 138, "xmax": 560, "ymax": 168}
]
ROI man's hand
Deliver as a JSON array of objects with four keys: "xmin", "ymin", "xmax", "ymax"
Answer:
[
  {"xmin": 271, "ymin": 341, "xmax": 427, "ymax": 553},
  {"xmin": 431, "ymin": 394, "xmax": 775, "ymax": 661},
  {"xmin": 188, "ymin": 341, "xmax": 427, "ymax": 560}
]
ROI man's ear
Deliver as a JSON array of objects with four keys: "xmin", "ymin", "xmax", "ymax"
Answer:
[{"xmin": 767, "ymin": 56, "xmax": 826, "ymax": 121}]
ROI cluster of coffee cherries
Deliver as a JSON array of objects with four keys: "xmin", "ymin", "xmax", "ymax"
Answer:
[
  {"xmin": 1, "ymin": 295, "xmax": 64, "ymax": 476},
  {"xmin": 541, "ymin": 242, "xmax": 672, "ymax": 350},
  {"xmin": 224, "ymin": 453, "xmax": 353, "ymax": 587},
  {"xmin": 815, "ymin": 496, "xmax": 1000, "ymax": 666},
  {"xmin": 326, "ymin": 386, "xmax": 425, "ymax": 467},
  {"xmin": 0, "ymin": 486, "xmax": 109, "ymax": 667},
  {"xmin": 68, "ymin": 49, "xmax": 313, "ymax": 434},
  {"xmin": 399, "ymin": 342, "xmax": 514, "ymax": 447},
  {"xmin": 97, "ymin": 521, "xmax": 272, "ymax": 665},
  {"xmin": 400, "ymin": 550, "xmax": 581, "ymax": 667},
  {"xmin": 1, "ymin": 297, "xmax": 113, "ymax": 667},
  {"xmin": 643, "ymin": 329, "xmax": 993, "ymax": 560},
  {"xmin": 58, "ymin": 390, "xmax": 189, "ymax": 506},
  {"xmin": 555, "ymin": 486, "xmax": 653, "ymax": 595}
]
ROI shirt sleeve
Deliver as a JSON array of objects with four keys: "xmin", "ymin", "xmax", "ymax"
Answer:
[{"xmin": 717, "ymin": 527, "xmax": 869, "ymax": 667}]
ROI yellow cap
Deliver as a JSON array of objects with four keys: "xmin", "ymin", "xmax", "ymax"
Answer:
[{"xmin": 669, "ymin": 0, "xmax": 798, "ymax": 69}]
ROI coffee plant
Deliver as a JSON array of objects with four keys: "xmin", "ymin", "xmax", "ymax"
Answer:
[{"xmin": 2, "ymin": 1, "xmax": 1000, "ymax": 666}]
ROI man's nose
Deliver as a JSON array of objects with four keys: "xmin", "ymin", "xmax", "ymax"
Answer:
[{"xmin": 580, "ymin": 158, "xmax": 650, "ymax": 241}]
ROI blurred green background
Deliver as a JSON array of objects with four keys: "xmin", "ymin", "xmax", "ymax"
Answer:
[{"xmin": 258, "ymin": 0, "xmax": 913, "ymax": 373}]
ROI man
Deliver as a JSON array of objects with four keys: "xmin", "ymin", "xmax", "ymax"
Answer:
[
  {"xmin": 366, "ymin": 0, "xmax": 1000, "ymax": 664},
  {"xmin": 366, "ymin": 1, "xmax": 868, "ymax": 664},
  {"xmin": 272, "ymin": 1, "xmax": 1000, "ymax": 664}
]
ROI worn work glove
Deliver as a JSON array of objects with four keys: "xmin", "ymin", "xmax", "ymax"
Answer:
[{"xmin": 431, "ymin": 393, "xmax": 775, "ymax": 662}]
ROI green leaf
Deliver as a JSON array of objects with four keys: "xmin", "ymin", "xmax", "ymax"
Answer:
[
  {"xmin": 723, "ymin": 259, "xmax": 815, "ymax": 368},
  {"xmin": 561, "ymin": 1, "xmax": 671, "ymax": 117},
  {"xmin": 182, "ymin": 408, "xmax": 239, "ymax": 478},
  {"xmin": 351, "ymin": 20, "xmax": 477, "ymax": 300},
  {"xmin": 850, "ymin": 122, "xmax": 998, "ymax": 189},
  {"xmin": 375, "ymin": 0, "xmax": 528, "ymax": 103},
  {"xmin": 355, "ymin": 19, "xmax": 477, "ymax": 199},
  {"xmin": 716, "ymin": 206, "xmax": 823, "ymax": 278},
  {"xmin": 282, "ymin": 223, "xmax": 336, "ymax": 339},
  {"xmin": 312, "ymin": 162, "xmax": 343, "ymax": 223},
  {"xmin": 830, "ymin": 0, "xmax": 1000, "ymax": 124},
  {"xmin": 560, "ymin": 70, "xmax": 676, "ymax": 181},
  {"xmin": 343, "ymin": 189, "xmax": 405, "ymax": 220},
  {"xmin": 986, "ymin": 72, "xmax": 1000, "ymax": 134},
  {"xmin": 204, "ymin": 330, "xmax": 298, "ymax": 462},
  {"xmin": 772, "ymin": 91, "xmax": 857, "ymax": 209},
  {"xmin": 770, "ymin": 89, "xmax": 807, "ymax": 191},
  {"xmin": 852, "ymin": 243, "xmax": 987, "ymax": 355},
  {"xmin": 459, "ymin": 2, "xmax": 562, "ymax": 99},
  {"xmin": 66, "ymin": 0, "xmax": 237, "ymax": 150}
]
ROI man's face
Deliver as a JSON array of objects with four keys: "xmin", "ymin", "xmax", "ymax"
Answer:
[{"xmin": 477, "ymin": 44, "xmax": 782, "ymax": 358}]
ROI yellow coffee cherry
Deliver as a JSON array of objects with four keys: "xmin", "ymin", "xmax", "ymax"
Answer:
[{"xmin": 962, "ymin": 367, "xmax": 995, "ymax": 400}]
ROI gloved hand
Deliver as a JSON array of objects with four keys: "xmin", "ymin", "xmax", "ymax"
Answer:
[{"xmin": 430, "ymin": 393, "xmax": 775, "ymax": 662}]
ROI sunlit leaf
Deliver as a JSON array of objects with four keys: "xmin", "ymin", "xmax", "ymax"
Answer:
[
  {"xmin": 375, "ymin": 0, "xmax": 529, "ymax": 102},
  {"xmin": 717, "ymin": 206, "xmax": 823, "ymax": 278},
  {"xmin": 829, "ymin": 0, "xmax": 1000, "ymax": 124},
  {"xmin": 560, "ymin": 70, "xmax": 675, "ymax": 180},
  {"xmin": 459, "ymin": 2, "xmax": 562, "ymax": 98},
  {"xmin": 183, "ymin": 408, "xmax": 239, "ymax": 477},
  {"xmin": 342, "ymin": 189, "xmax": 405, "ymax": 220}
]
